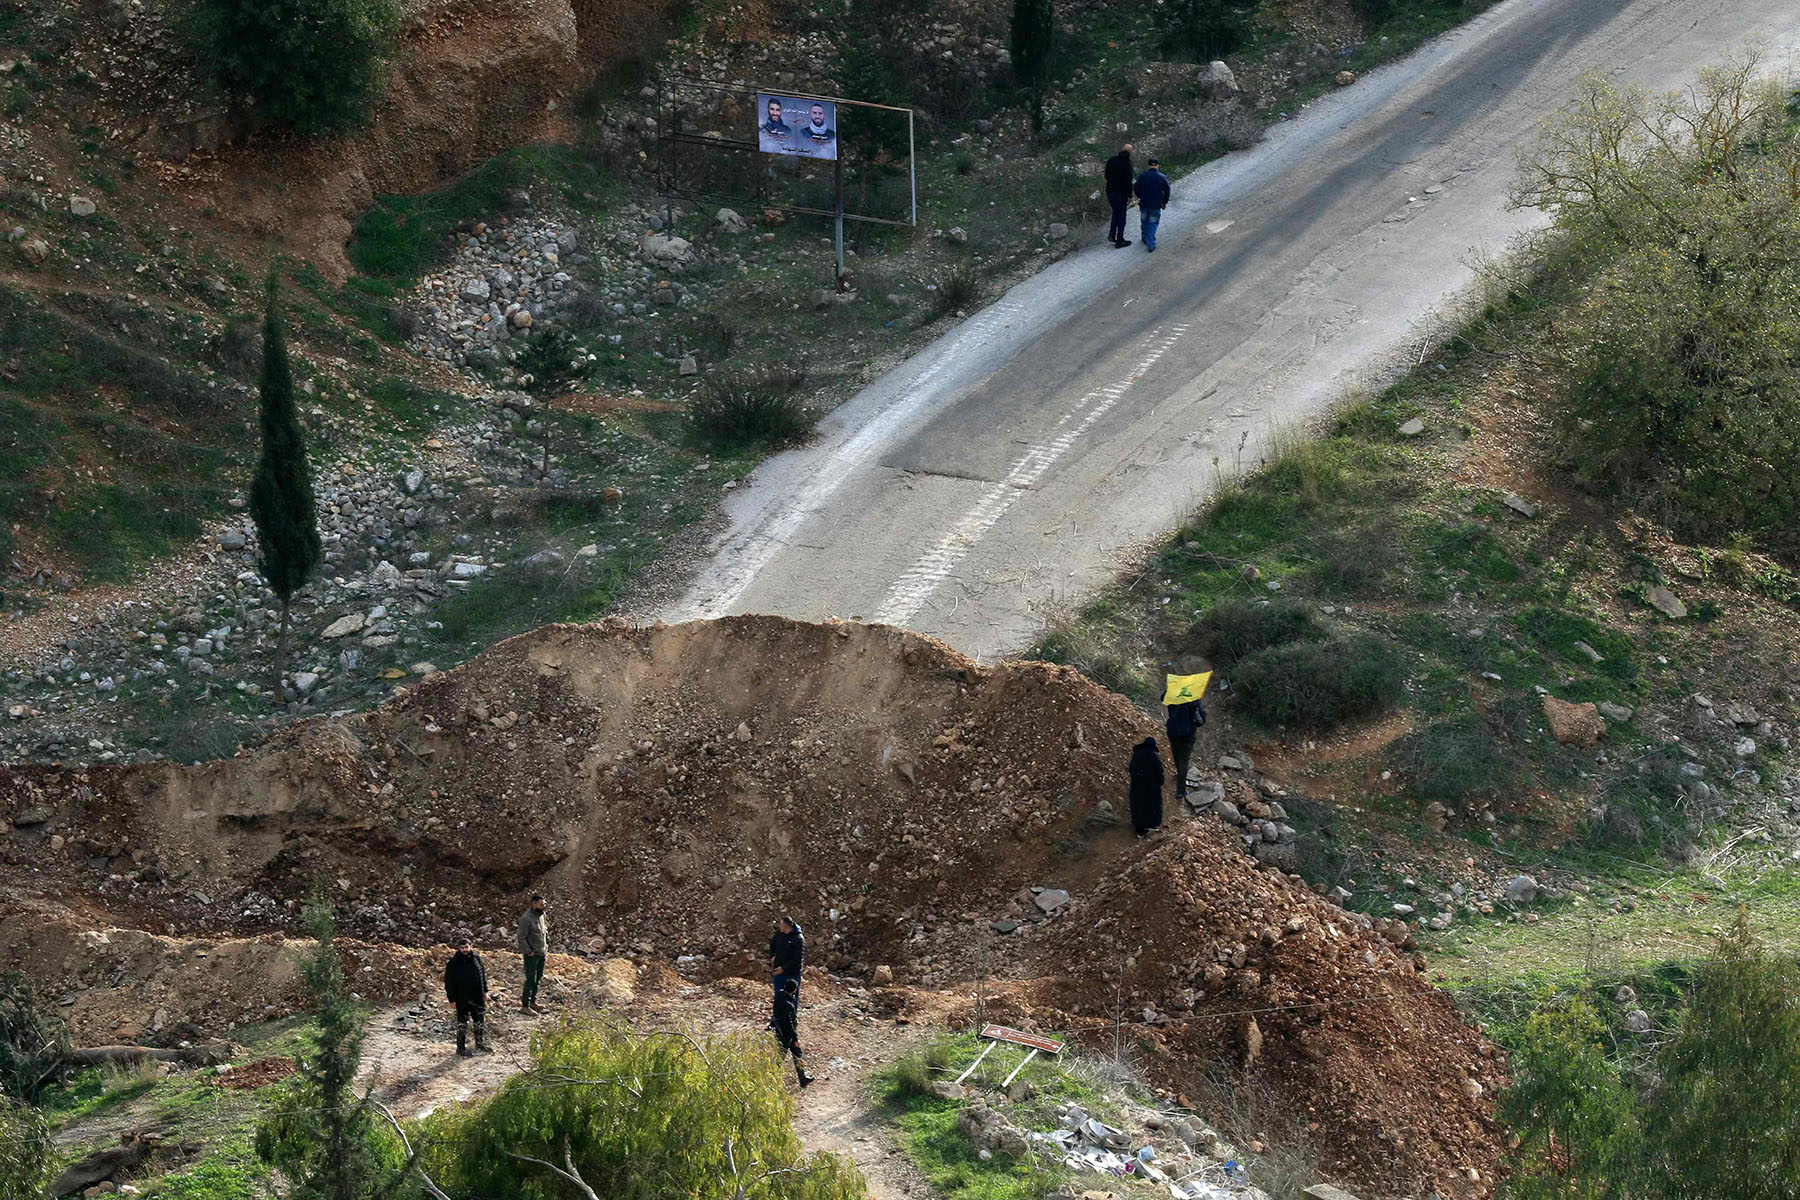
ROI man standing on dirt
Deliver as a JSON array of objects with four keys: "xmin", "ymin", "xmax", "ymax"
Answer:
[
  {"xmin": 1166, "ymin": 697, "xmax": 1205, "ymax": 804},
  {"xmin": 1104, "ymin": 143, "xmax": 1135, "ymax": 248},
  {"xmin": 772, "ymin": 975, "xmax": 815, "ymax": 1089},
  {"xmin": 443, "ymin": 934, "xmax": 493, "ymax": 1057},
  {"xmin": 1133, "ymin": 157, "xmax": 1171, "ymax": 253},
  {"xmin": 516, "ymin": 894, "xmax": 548, "ymax": 1014},
  {"xmin": 770, "ymin": 914, "xmax": 805, "ymax": 998}
]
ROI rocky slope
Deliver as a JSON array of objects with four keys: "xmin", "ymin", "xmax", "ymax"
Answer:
[{"xmin": 1, "ymin": 615, "xmax": 1505, "ymax": 1195}]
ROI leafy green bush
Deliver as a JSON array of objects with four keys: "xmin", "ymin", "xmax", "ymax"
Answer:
[
  {"xmin": 1645, "ymin": 910, "xmax": 1800, "ymax": 1198},
  {"xmin": 419, "ymin": 1023, "xmax": 865, "ymax": 1200},
  {"xmin": 1190, "ymin": 598, "xmax": 1326, "ymax": 669},
  {"xmin": 1156, "ymin": 0, "xmax": 1252, "ymax": 61},
  {"xmin": 1500, "ymin": 996, "xmax": 1642, "ymax": 1200},
  {"xmin": 1499, "ymin": 914, "xmax": 1800, "ymax": 1200},
  {"xmin": 1517, "ymin": 56, "xmax": 1800, "ymax": 560},
  {"xmin": 1311, "ymin": 525, "xmax": 1401, "ymax": 597},
  {"xmin": 516, "ymin": 327, "xmax": 597, "ymax": 396},
  {"xmin": 0, "ymin": 1095, "xmax": 49, "ymax": 1199},
  {"xmin": 1232, "ymin": 634, "xmax": 1405, "ymax": 730},
  {"xmin": 688, "ymin": 369, "xmax": 814, "ymax": 451},
  {"xmin": 1392, "ymin": 712, "xmax": 1522, "ymax": 805},
  {"xmin": 0, "ymin": 972, "xmax": 68, "ymax": 1103},
  {"xmin": 192, "ymin": 0, "xmax": 401, "ymax": 135}
]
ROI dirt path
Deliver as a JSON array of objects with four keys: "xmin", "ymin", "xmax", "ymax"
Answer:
[{"xmin": 349, "ymin": 979, "xmax": 938, "ymax": 1198}]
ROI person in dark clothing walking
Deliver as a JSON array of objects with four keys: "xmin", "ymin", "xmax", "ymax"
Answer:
[
  {"xmin": 770, "ymin": 915, "xmax": 804, "ymax": 998},
  {"xmin": 1166, "ymin": 698, "xmax": 1206, "ymax": 803},
  {"xmin": 771, "ymin": 975, "xmax": 815, "ymax": 1088},
  {"xmin": 1128, "ymin": 737, "xmax": 1165, "ymax": 836},
  {"xmin": 516, "ymin": 894, "xmax": 548, "ymax": 1014},
  {"xmin": 443, "ymin": 935, "xmax": 493, "ymax": 1057},
  {"xmin": 1103, "ymin": 143, "xmax": 1135, "ymax": 248},
  {"xmin": 1133, "ymin": 158, "xmax": 1171, "ymax": 252}
]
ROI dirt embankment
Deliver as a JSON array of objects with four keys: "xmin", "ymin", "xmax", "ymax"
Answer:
[
  {"xmin": 74, "ymin": 0, "xmax": 675, "ymax": 275},
  {"xmin": 0, "ymin": 617, "xmax": 1504, "ymax": 1196}
]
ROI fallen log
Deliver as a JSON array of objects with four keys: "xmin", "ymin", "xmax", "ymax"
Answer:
[
  {"xmin": 45, "ymin": 1131, "xmax": 204, "ymax": 1197},
  {"xmin": 62, "ymin": 1043, "xmax": 233, "ymax": 1068}
]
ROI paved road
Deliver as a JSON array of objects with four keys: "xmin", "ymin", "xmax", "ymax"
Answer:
[{"xmin": 669, "ymin": 0, "xmax": 1800, "ymax": 659}]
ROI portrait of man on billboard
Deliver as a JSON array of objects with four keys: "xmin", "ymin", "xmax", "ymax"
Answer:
[
  {"xmin": 757, "ymin": 94, "xmax": 838, "ymax": 160},
  {"xmin": 802, "ymin": 102, "xmax": 835, "ymax": 147}
]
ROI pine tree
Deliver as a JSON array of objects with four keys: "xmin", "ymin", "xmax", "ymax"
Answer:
[
  {"xmin": 248, "ymin": 275, "xmax": 322, "ymax": 704},
  {"xmin": 1010, "ymin": 0, "xmax": 1054, "ymax": 136}
]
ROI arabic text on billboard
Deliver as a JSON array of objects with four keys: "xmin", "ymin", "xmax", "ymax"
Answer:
[{"xmin": 757, "ymin": 94, "xmax": 838, "ymax": 160}]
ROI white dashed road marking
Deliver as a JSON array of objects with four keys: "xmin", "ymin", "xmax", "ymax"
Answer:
[{"xmin": 873, "ymin": 324, "xmax": 1190, "ymax": 627}]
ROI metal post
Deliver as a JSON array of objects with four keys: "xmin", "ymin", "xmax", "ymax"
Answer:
[
  {"xmin": 833, "ymin": 152, "xmax": 846, "ymax": 288},
  {"xmin": 953, "ymin": 1039, "xmax": 996, "ymax": 1086},
  {"xmin": 908, "ymin": 108, "xmax": 917, "ymax": 227},
  {"xmin": 1000, "ymin": 1046, "xmax": 1040, "ymax": 1090}
]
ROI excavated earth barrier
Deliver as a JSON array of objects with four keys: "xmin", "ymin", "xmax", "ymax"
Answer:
[{"xmin": 0, "ymin": 616, "xmax": 1504, "ymax": 1196}]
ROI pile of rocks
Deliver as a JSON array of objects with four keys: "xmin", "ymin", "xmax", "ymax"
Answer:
[
  {"xmin": 407, "ymin": 215, "xmax": 587, "ymax": 368},
  {"xmin": 1183, "ymin": 749, "xmax": 1303, "ymax": 872}
]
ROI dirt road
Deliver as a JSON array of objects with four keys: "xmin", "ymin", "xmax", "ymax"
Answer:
[{"xmin": 668, "ymin": 0, "xmax": 1800, "ymax": 659}]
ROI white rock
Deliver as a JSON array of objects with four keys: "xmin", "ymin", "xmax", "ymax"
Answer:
[
  {"xmin": 1034, "ymin": 888, "xmax": 1072, "ymax": 913},
  {"xmin": 321, "ymin": 613, "xmax": 365, "ymax": 639}
]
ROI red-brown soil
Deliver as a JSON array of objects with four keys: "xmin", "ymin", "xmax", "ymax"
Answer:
[{"xmin": 0, "ymin": 617, "xmax": 1503, "ymax": 1196}]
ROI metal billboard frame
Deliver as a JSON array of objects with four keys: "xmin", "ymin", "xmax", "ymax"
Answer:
[{"xmin": 657, "ymin": 76, "xmax": 917, "ymax": 283}]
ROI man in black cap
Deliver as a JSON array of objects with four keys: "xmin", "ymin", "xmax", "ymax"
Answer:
[{"xmin": 443, "ymin": 934, "xmax": 493, "ymax": 1057}]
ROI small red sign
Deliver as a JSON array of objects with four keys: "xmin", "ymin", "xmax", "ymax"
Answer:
[{"xmin": 980, "ymin": 1025, "xmax": 1065, "ymax": 1054}]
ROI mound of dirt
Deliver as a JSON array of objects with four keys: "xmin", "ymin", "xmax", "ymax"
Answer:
[
  {"xmin": 0, "ymin": 617, "xmax": 1502, "ymax": 1194},
  {"xmin": 1030, "ymin": 821, "xmax": 1507, "ymax": 1197}
]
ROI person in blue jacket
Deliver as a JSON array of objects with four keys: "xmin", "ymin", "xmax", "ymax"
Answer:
[{"xmin": 1133, "ymin": 157, "xmax": 1171, "ymax": 252}]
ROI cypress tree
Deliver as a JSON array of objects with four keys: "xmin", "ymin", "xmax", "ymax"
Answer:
[
  {"xmin": 1011, "ymin": 0, "xmax": 1054, "ymax": 137},
  {"xmin": 248, "ymin": 274, "xmax": 322, "ymax": 703}
]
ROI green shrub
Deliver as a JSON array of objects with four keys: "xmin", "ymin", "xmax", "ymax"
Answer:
[
  {"xmin": 516, "ymin": 327, "xmax": 597, "ymax": 396},
  {"xmin": 1645, "ymin": 910, "xmax": 1800, "ymax": 1198},
  {"xmin": 931, "ymin": 269, "xmax": 982, "ymax": 318},
  {"xmin": 1190, "ymin": 599, "xmax": 1326, "ymax": 669},
  {"xmin": 0, "ymin": 972, "xmax": 68, "ymax": 1103},
  {"xmin": 1496, "ymin": 915, "xmax": 1800, "ymax": 1200},
  {"xmin": 192, "ymin": 0, "xmax": 401, "ymax": 135},
  {"xmin": 419, "ymin": 1023, "xmax": 865, "ymax": 1200},
  {"xmin": 1393, "ymin": 712, "xmax": 1522, "ymax": 805},
  {"xmin": 1426, "ymin": 521, "xmax": 1518, "ymax": 583},
  {"xmin": 1156, "ymin": 0, "xmax": 1252, "ymax": 61},
  {"xmin": 1232, "ymin": 634, "xmax": 1405, "ymax": 730},
  {"xmin": 1312, "ymin": 526, "xmax": 1401, "ymax": 597},
  {"xmin": 688, "ymin": 369, "xmax": 814, "ymax": 451},
  {"xmin": 0, "ymin": 1095, "xmax": 49, "ymax": 1199},
  {"xmin": 878, "ymin": 1041, "xmax": 957, "ymax": 1104},
  {"xmin": 1500, "ymin": 996, "xmax": 1642, "ymax": 1200},
  {"xmin": 1517, "ymin": 58, "xmax": 1800, "ymax": 560}
]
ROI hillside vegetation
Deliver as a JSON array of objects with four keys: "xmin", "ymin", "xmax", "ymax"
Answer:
[{"xmin": 1040, "ymin": 53, "xmax": 1800, "ymax": 1196}]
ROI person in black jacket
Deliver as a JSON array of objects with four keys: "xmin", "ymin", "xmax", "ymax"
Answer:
[
  {"xmin": 769, "ymin": 915, "xmax": 804, "ymax": 997},
  {"xmin": 1133, "ymin": 157, "xmax": 1172, "ymax": 253},
  {"xmin": 443, "ymin": 935, "xmax": 493, "ymax": 1057},
  {"xmin": 772, "ymin": 975, "xmax": 815, "ymax": 1088},
  {"xmin": 1103, "ymin": 143, "xmax": 1135, "ymax": 248},
  {"xmin": 1128, "ymin": 737, "xmax": 1165, "ymax": 837},
  {"xmin": 1166, "ymin": 697, "xmax": 1206, "ymax": 803}
]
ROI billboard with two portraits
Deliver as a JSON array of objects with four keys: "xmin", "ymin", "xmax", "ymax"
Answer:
[{"xmin": 756, "ymin": 94, "xmax": 838, "ymax": 160}]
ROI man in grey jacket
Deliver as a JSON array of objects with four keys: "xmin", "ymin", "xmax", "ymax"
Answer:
[{"xmin": 516, "ymin": 894, "xmax": 548, "ymax": 1013}]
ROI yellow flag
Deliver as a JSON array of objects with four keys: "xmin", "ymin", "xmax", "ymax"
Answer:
[{"xmin": 1162, "ymin": 671, "xmax": 1212, "ymax": 706}]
